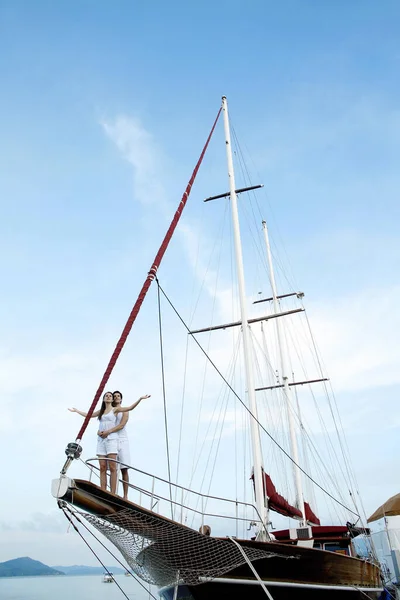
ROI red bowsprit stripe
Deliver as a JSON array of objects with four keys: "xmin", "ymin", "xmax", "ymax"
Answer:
[{"xmin": 76, "ymin": 107, "xmax": 222, "ymax": 442}]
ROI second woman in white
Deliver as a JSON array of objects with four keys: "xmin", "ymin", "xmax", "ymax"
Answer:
[{"xmin": 98, "ymin": 391, "xmax": 150, "ymax": 500}]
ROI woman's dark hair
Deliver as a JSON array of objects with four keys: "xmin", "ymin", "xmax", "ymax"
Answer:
[
  {"xmin": 98, "ymin": 391, "xmax": 113, "ymax": 420},
  {"xmin": 112, "ymin": 390, "xmax": 123, "ymax": 407}
]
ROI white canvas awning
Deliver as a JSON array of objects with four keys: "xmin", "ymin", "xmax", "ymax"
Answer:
[{"xmin": 367, "ymin": 494, "xmax": 400, "ymax": 523}]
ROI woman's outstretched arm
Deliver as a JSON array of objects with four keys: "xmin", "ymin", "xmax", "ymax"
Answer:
[
  {"xmin": 114, "ymin": 395, "xmax": 151, "ymax": 414},
  {"xmin": 68, "ymin": 408, "xmax": 100, "ymax": 418}
]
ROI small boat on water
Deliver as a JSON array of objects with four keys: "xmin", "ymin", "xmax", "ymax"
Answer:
[{"xmin": 103, "ymin": 572, "xmax": 113, "ymax": 583}]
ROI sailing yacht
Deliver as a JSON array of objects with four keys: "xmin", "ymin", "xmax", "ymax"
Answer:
[{"xmin": 52, "ymin": 97, "xmax": 384, "ymax": 599}]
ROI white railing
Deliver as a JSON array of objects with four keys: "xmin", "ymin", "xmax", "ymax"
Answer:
[{"xmin": 84, "ymin": 457, "xmax": 263, "ymax": 540}]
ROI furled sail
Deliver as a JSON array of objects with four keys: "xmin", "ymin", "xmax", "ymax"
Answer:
[
  {"xmin": 304, "ymin": 501, "xmax": 320, "ymax": 526},
  {"xmin": 252, "ymin": 470, "xmax": 320, "ymax": 523},
  {"xmin": 263, "ymin": 472, "xmax": 303, "ymax": 519},
  {"xmin": 251, "ymin": 470, "xmax": 302, "ymax": 519}
]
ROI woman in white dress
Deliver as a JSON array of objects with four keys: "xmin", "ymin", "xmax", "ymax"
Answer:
[
  {"xmin": 98, "ymin": 391, "xmax": 150, "ymax": 500},
  {"xmin": 68, "ymin": 391, "xmax": 119, "ymax": 494}
]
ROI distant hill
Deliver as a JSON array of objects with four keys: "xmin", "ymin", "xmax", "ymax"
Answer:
[
  {"xmin": 0, "ymin": 557, "xmax": 64, "ymax": 577},
  {"xmin": 53, "ymin": 564, "xmax": 125, "ymax": 576}
]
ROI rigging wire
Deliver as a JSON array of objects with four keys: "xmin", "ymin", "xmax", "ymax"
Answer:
[
  {"xmin": 302, "ymin": 305, "xmax": 363, "ymax": 515},
  {"xmin": 292, "ymin": 378, "xmax": 317, "ymax": 512},
  {"xmin": 236, "ymin": 185, "xmax": 359, "ymax": 517},
  {"xmin": 186, "ymin": 335, "xmax": 241, "ymax": 518},
  {"xmin": 251, "ymin": 326, "xmax": 293, "ymax": 501},
  {"xmin": 156, "ymin": 280, "xmax": 174, "ymax": 519},
  {"xmin": 186, "ymin": 205, "xmax": 229, "ymax": 496},
  {"xmin": 250, "ymin": 322, "xmax": 347, "ymax": 517},
  {"xmin": 205, "ymin": 343, "xmax": 242, "ymax": 501},
  {"xmin": 227, "ymin": 198, "xmax": 245, "ymax": 527},
  {"xmin": 232, "ymin": 131, "xmax": 335, "ymax": 509},
  {"xmin": 187, "ymin": 185, "xmax": 208, "ymax": 328},
  {"xmin": 189, "ymin": 199, "xmax": 230, "ymax": 325},
  {"xmin": 174, "ymin": 203, "xmax": 230, "ymax": 496},
  {"xmin": 234, "ymin": 366, "xmax": 239, "ymax": 508},
  {"xmin": 174, "ymin": 333, "xmax": 190, "ymax": 493},
  {"xmin": 231, "ymin": 131, "xmax": 272, "ymax": 289},
  {"xmin": 156, "ymin": 280, "xmax": 360, "ymax": 518},
  {"xmin": 189, "ymin": 382, "xmax": 232, "ymax": 527},
  {"xmin": 231, "ymin": 123, "xmax": 365, "ymax": 523},
  {"xmin": 230, "ymin": 122, "xmax": 300, "ymax": 293},
  {"xmin": 280, "ymin": 314, "xmax": 352, "ymax": 507},
  {"xmin": 59, "ymin": 506, "xmax": 129, "ymax": 600},
  {"xmin": 59, "ymin": 502, "xmax": 159, "ymax": 600}
]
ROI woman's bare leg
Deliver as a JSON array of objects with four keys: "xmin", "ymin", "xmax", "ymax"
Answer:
[
  {"xmin": 98, "ymin": 457, "xmax": 107, "ymax": 490},
  {"xmin": 108, "ymin": 454, "xmax": 118, "ymax": 494},
  {"xmin": 121, "ymin": 468, "xmax": 129, "ymax": 500}
]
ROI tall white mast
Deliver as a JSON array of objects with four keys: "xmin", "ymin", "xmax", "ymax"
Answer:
[
  {"xmin": 262, "ymin": 220, "xmax": 306, "ymax": 523},
  {"xmin": 221, "ymin": 96, "xmax": 267, "ymax": 535}
]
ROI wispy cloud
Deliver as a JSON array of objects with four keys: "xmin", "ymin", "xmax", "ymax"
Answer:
[
  {"xmin": 101, "ymin": 115, "xmax": 168, "ymax": 209},
  {"xmin": 101, "ymin": 114, "xmax": 236, "ymax": 327}
]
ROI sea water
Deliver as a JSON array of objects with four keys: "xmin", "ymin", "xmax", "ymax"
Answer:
[{"xmin": 0, "ymin": 574, "xmax": 153, "ymax": 600}]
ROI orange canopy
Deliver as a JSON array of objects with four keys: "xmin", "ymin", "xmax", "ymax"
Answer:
[{"xmin": 367, "ymin": 493, "xmax": 400, "ymax": 523}]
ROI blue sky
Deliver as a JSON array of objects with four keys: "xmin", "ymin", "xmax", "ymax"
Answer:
[{"xmin": 0, "ymin": 0, "xmax": 399, "ymax": 581}]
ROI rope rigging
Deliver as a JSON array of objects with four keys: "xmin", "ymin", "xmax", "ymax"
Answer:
[
  {"xmin": 156, "ymin": 279, "xmax": 174, "ymax": 519},
  {"xmin": 60, "ymin": 510, "xmax": 129, "ymax": 599},
  {"xmin": 72, "ymin": 107, "xmax": 222, "ymax": 446},
  {"xmin": 156, "ymin": 280, "xmax": 360, "ymax": 518},
  {"xmin": 187, "ymin": 201, "xmax": 230, "ymax": 492},
  {"xmin": 226, "ymin": 126, "xmax": 366, "ymax": 523},
  {"xmin": 252, "ymin": 321, "xmax": 351, "ymax": 518},
  {"xmin": 231, "ymin": 121, "xmax": 300, "ymax": 294},
  {"xmin": 59, "ymin": 502, "xmax": 158, "ymax": 600}
]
